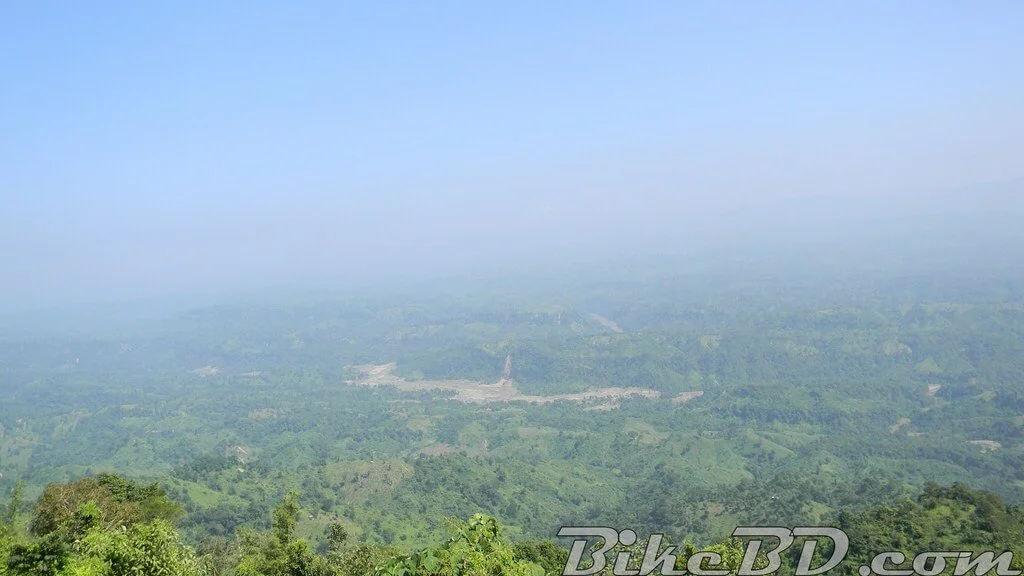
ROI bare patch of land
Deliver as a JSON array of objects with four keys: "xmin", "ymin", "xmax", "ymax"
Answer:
[
  {"xmin": 968, "ymin": 440, "xmax": 1001, "ymax": 453},
  {"xmin": 588, "ymin": 313, "xmax": 624, "ymax": 333},
  {"xmin": 672, "ymin": 391, "xmax": 704, "ymax": 404},
  {"xmin": 344, "ymin": 363, "xmax": 683, "ymax": 407},
  {"xmin": 889, "ymin": 417, "xmax": 911, "ymax": 434},
  {"xmin": 191, "ymin": 365, "xmax": 220, "ymax": 377}
]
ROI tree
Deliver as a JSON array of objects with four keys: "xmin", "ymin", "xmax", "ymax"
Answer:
[
  {"xmin": 1, "ymin": 482, "xmax": 26, "ymax": 574},
  {"xmin": 512, "ymin": 540, "xmax": 569, "ymax": 576},
  {"xmin": 70, "ymin": 518, "xmax": 210, "ymax": 576},
  {"xmin": 1, "ymin": 482, "xmax": 24, "ymax": 528},
  {"xmin": 30, "ymin": 475, "xmax": 183, "ymax": 538},
  {"xmin": 325, "ymin": 522, "xmax": 348, "ymax": 552},
  {"xmin": 195, "ymin": 536, "xmax": 238, "ymax": 576},
  {"xmin": 5, "ymin": 534, "xmax": 69, "ymax": 576},
  {"xmin": 334, "ymin": 543, "xmax": 400, "ymax": 576},
  {"xmin": 235, "ymin": 492, "xmax": 333, "ymax": 576},
  {"xmin": 375, "ymin": 514, "xmax": 544, "ymax": 576}
]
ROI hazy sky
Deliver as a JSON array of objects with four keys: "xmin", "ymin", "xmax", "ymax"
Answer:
[{"xmin": 2, "ymin": 1, "xmax": 1022, "ymax": 312}]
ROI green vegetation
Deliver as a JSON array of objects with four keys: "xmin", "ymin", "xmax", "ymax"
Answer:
[
  {"xmin": 4, "ymin": 477, "xmax": 1024, "ymax": 576},
  {"xmin": 837, "ymin": 483, "xmax": 1024, "ymax": 574},
  {"xmin": 2, "ymin": 267, "xmax": 1024, "ymax": 573}
]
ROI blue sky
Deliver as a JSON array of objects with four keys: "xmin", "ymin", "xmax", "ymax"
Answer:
[{"xmin": 1, "ymin": 1, "xmax": 1022, "ymax": 312}]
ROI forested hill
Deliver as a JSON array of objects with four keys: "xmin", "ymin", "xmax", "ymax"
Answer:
[
  {"xmin": 2, "ymin": 476, "xmax": 1024, "ymax": 576},
  {"xmin": 2, "ymin": 268, "xmax": 1024, "ymax": 569}
]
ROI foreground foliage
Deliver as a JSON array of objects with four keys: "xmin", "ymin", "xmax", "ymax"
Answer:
[{"xmin": 4, "ymin": 475, "xmax": 1024, "ymax": 576}]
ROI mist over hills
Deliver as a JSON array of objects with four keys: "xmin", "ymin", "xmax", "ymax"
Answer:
[{"xmin": 3, "ymin": 177, "xmax": 1022, "ymax": 338}]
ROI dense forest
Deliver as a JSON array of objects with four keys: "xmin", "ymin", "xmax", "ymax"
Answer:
[
  {"xmin": 2, "ymin": 265, "xmax": 1024, "ymax": 574},
  {"xmin": 3, "ymin": 475, "xmax": 1024, "ymax": 575}
]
